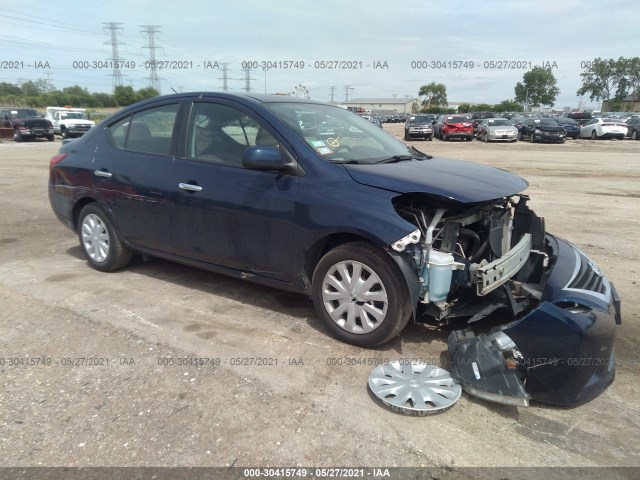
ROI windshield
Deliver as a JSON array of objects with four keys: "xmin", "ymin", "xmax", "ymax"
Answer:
[
  {"xmin": 486, "ymin": 119, "xmax": 510, "ymax": 127},
  {"xmin": 535, "ymin": 119, "xmax": 559, "ymax": 127},
  {"xmin": 557, "ymin": 118, "xmax": 577, "ymax": 125},
  {"xmin": 446, "ymin": 116, "xmax": 469, "ymax": 123},
  {"xmin": 10, "ymin": 109, "xmax": 40, "ymax": 118},
  {"xmin": 265, "ymin": 102, "xmax": 416, "ymax": 164},
  {"xmin": 61, "ymin": 112, "xmax": 86, "ymax": 119},
  {"xmin": 409, "ymin": 115, "xmax": 433, "ymax": 123}
]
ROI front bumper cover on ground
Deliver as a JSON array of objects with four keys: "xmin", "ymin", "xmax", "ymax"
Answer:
[{"xmin": 448, "ymin": 234, "xmax": 621, "ymax": 407}]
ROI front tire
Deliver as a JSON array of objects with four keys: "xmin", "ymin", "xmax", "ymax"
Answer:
[
  {"xmin": 591, "ymin": 130, "xmax": 597, "ymax": 140},
  {"xmin": 632, "ymin": 130, "xmax": 638, "ymax": 140},
  {"xmin": 312, "ymin": 242, "xmax": 412, "ymax": 347},
  {"xmin": 13, "ymin": 131, "xmax": 22, "ymax": 142},
  {"xmin": 77, "ymin": 204, "xmax": 132, "ymax": 272}
]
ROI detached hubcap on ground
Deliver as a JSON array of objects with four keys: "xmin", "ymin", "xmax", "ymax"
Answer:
[
  {"xmin": 81, "ymin": 214, "xmax": 109, "ymax": 263},
  {"xmin": 368, "ymin": 362, "xmax": 461, "ymax": 415},
  {"xmin": 321, "ymin": 261, "xmax": 388, "ymax": 334}
]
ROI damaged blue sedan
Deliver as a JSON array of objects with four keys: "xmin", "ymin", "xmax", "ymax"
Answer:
[{"xmin": 48, "ymin": 93, "xmax": 621, "ymax": 407}]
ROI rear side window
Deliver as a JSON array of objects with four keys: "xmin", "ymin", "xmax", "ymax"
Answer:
[{"xmin": 108, "ymin": 103, "xmax": 179, "ymax": 156}]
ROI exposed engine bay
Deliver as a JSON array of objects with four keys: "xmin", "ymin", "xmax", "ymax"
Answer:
[{"xmin": 391, "ymin": 193, "xmax": 548, "ymax": 326}]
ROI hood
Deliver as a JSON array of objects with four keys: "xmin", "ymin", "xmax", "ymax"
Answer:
[{"xmin": 344, "ymin": 157, "xmax": 528, "ymax": 204}]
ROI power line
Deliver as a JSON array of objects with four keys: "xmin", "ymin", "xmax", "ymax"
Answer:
[
  {"xmin": 0, "ymin": 7, "xmax": 97, "ymax": 32},
  {"xmin": 0, "ymin": 13, "xmax": 97, "ymax": 34}
]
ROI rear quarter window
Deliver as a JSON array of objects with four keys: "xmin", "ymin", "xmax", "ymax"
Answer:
[{"xmin": 107, "ymin": 103, "xmax": 179, "ymax": 156}]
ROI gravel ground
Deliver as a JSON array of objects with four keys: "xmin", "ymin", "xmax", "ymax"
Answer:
[{"xmin": 0, "ymin": 130, "xmax": 639, "ymax": 472}]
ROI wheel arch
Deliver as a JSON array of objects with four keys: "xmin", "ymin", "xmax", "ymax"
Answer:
[
  {"xmin": 303, "ymin": 232, "xmax": 419, "ymax": 321},
  {"xmin": 72, "ymin": 197, "xmax": 106, "ymax": 232}
]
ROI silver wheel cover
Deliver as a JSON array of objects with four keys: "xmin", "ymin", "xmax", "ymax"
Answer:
[
  {"xmin": 369, "ymin": 362, "xmax": 461, "ymax": 415},
  {"xmin": 81, "ymin": 213, "xmax": 109, "ymax": 263},
  {"xmin": 321, "ymin": 260, "xmax": 388, "ymax": 334}
]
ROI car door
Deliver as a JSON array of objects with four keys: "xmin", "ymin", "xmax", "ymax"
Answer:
[
  {"xmin": 170, "ymin": 100, "xmax": 299, "ymax": 282},
  {"xmin": 93, "ymin": 102, "xmax": 180, "ymax": 252}
]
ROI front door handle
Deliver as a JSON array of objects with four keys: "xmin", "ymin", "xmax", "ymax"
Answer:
[
  {"xmin": 179, "ymin": 183, "xmax": 203, "ymax": 192},
  {"xmin": 94, "ymin": 170, "xmax": 112, "ymax": 178}
]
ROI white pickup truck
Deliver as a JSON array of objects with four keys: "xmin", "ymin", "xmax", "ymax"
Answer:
[{"xmin": 46, "ymin": 107, "xmax": 95, "ymax": 139}]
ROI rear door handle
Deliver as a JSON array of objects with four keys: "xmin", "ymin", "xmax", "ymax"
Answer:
[
  {"xmin": 179, "ymin": 183, "xmax": 203, "ymax": 192},
  {"xmin": 94, "ymin": 170, "xmax": 112, "ymax": 178}
]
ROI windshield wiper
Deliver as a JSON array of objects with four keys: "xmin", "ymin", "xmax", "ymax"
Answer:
[
  {"xmin": 331, "ymin": 159, "xmax": 369, "ymax": 165},
  {"xmin": 409, "ymin": 146, "xmax": 432, "ymax": 159},
  {"xmin": 375, "ymin": 155, "xmax": 416, "ymax": 164}
]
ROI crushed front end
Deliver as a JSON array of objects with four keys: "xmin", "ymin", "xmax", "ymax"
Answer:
[{"xmin": 389, "ymin": 194, "xmax": 621, "ymax": 406}]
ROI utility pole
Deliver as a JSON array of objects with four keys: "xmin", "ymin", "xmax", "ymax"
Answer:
[
  {"xmin": 103, "ymin": 22, "xmax": 125, "ymax": 90},
  {"xmin": 140, "ymin": 25, "xmax": 163, "ymax": 93}
]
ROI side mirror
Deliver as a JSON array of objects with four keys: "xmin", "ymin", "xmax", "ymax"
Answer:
[{"xmin": 242, "ymin": 146, "xmax": 286, "ymax": 172}]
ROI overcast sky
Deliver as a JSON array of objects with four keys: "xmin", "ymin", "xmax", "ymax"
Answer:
[{"xmin": 2, "ymin": 0, "xmax": 638, "ymax": 109}]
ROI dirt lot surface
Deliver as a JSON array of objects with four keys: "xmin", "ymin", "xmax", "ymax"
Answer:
[{"xmin": 0, "ymin": 127, "xmax": 639, "ymax": 471}]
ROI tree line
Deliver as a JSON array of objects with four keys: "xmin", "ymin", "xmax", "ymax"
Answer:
[
  {"xmin": 0, "ymin": 80, "xmax": 159, "ymax": 108},
  {"xmin": 418, "ymin": 56, "xmax": 640, "ymax": 112}
]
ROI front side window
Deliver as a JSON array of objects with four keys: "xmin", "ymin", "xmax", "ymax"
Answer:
[
  {"xmin": 265, "ymin": 102, "xmax": 415, "ymax": 164},
  {"xmin": 187, "ymin": 103, "xmax": 278, "ymax": 167},
  {"xmin": 108, "ymin": 103, "xmax": 179, "ymax": 156}
]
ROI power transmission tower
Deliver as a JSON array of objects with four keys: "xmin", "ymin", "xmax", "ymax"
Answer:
[
  {"xmin": 242, "ymin": 67, "xmax": 253, "ymax": 93},
  {"xmin": 103, "ymin": 22, "xmax": 125, "ymax": 90},
  {"xmin": 140, "ymin": 25, "xmax": 163, "ymax": 92},
  {"xmin": 329, "ymin": 86, "xmax": 336, "ymax": 102},
  {"xmin": 44, "ymin": 71, "xmax": 54, "ymax": 91},
  {"xmin": 344, "ymin": 85, "xmax": 354, "ymax": 102},
  {"xmin": 219, "ymin": 63, "xmax": 230, "ymax": 91}
]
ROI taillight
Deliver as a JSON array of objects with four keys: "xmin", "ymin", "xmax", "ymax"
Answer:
[{"xmin": 49, "ymin": 153, "xmax": 67, "ymax": 171}]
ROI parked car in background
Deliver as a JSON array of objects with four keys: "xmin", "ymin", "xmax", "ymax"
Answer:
[
  {"xmin": 625, "ymin": 117, "xmax": 640, "ymax": 140},
  {"xmin": 561, "ymin": 112, "xmax": 593, "ymax": 127},
  {"xmin": 436, "ymin": 115, "xmax": 473, "ymax": 141},
  {"xmin": 518, "ymin": 118, "xmax": 566, "ymax": 143},
  {"xmin": 48, "ymin": 92, "xmax": 621, "ymax": 407},
  {"xmin": 46, "ymin": 106, "xmax": 96, "ymax": 139},
  {"xmin": 361, "ymin": 115, "xmax": 383, "ymax": 128},
  {"xmin": 0, "ymin": 107, "xmax": 55, "ymax": 142},
  {"xmin": 476, "ymin": 118, "xmax": 518, "ymax": 142},
  {"xmin": 471, "ymin": 111, "xmax": 496, "ymax": 135},
  {"xmin": 554, "ymin": 117, "xmax": 580, "ymax": 139},
  {"xmin": 579, "ymin": 118, "xmax": 628, "ymax": 140},
  {"xmin": 404, "ymin": 114, "xmax": 435, "ymax": 141},
  {"xmin": 509, "ymin": 115, "xmax": 527, "ymax": 131}
]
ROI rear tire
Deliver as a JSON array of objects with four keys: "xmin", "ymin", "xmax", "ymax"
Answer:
[
  {"xmin": 312, "ymin": 242, "xmax": 412, "ymax": 347},
  {"xmin": 77, "ymin": 204, "xmax": 132, "ymax": 272}
]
